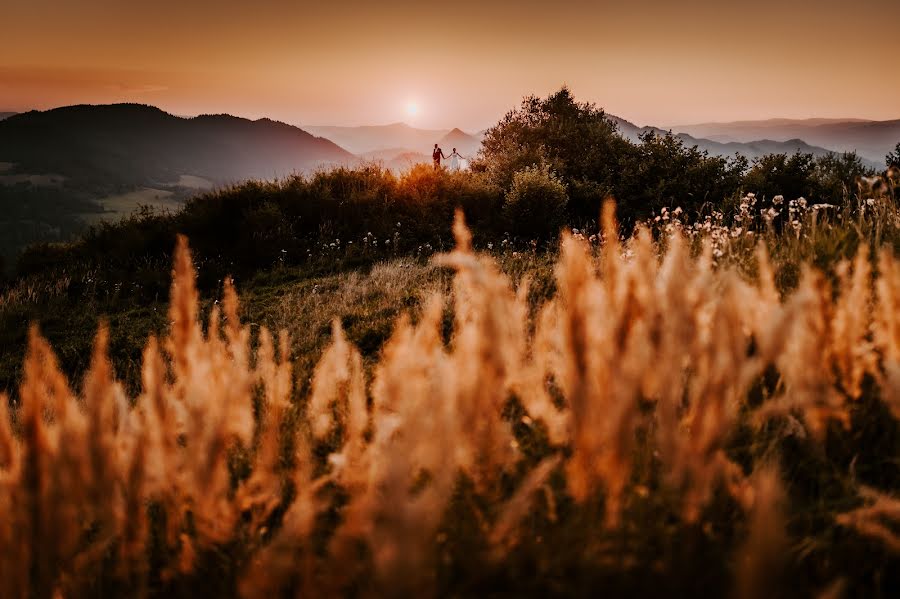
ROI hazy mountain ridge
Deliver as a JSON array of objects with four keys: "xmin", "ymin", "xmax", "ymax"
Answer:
[
  {"xmin": 607, "ymin": 115, "xmax": 881, "ymax": 167},
  {"xmin": 320, "ymin": 114, "xmax": 878, "ymax": 172},
  {"xmin": 309, "ymin": 123, "xmax": 482, "ymax": 170},
  {"xmin": 305, "ymin": 122, "xmax": 450, "ymax": 155},
  {"xmin": 0, "ymin": 112, "xmax": 16, "ymax": 121},
  {"xmin": 670, "ymin": 118, "xmax": 900, "ymax": 163},
  {"xmin": 438, "ymin": 128, "xmax": 481, "ymax": 157}
]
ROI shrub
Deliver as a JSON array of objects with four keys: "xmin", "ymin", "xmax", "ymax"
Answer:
[{"xmin": 503, "ymin": 164, "xmax": 568, "ymax": 238}]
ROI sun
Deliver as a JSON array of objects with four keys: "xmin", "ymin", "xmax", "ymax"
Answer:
[{"xmin": 405, "ymin": 100, "xmax": 419, "ymax": 120}]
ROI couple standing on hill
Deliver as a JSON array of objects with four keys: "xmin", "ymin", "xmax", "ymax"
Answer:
[{"xmin": 433, "ymin": 144, "xmax": 465, "ymax": 171}]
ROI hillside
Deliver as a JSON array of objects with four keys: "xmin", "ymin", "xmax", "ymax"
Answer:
[
  {"xmin": 671, "ymin": 118, "xmax": 900, "ymax": 163},
  {"xmin": 0, "ymin": 104, "xmax": 355, "ymax": 187},
  {"xmin": 0, "ymin": 112, "xmax": 16, "ymax": 121},
  {"xmin": 0, "ymin": 104, "xmax": 357, "ymax": 262},
  {"xmin": 3, "ymin": 164, "xmax": 900, "ymax": 598}
]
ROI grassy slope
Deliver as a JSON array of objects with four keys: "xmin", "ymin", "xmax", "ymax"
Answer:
[
  {"xmin": 0, "ymin": 254, "xmax": 553, "ymax": 398},
  {"xmin": 2, "ymin": 199, "xmax": 894, "ymax": 400}
]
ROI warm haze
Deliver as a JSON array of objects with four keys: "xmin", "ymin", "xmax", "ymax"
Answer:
[{"xmin": 3, "ymin": 0, "xmax": 899, "ymax": 130}]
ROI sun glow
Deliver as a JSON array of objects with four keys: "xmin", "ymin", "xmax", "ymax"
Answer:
[{"xmin": 405, "ymin": 100, "xmax": 419, "ymax": 120}]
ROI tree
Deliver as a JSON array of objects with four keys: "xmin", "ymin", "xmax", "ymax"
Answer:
[
  {"xmin": 474, "ymin": 87, "xmax": 759, "ymax": 226},
  {"xmin": 887, "ymin": 142, "xmax": 900, "ymax": 169},
  {"xmin": 813, "ymin": 152, "xmax": 873, "ymax": 204},
  {"xmin": 472, "ymin": 87, "xmax": 631, "ymax": 219},
  {"xmin": 614, "ymin": 131, "xmax": 746, "ymax": 223},
  {"xmin": 743, "ymin": 152, "xmax": 819, "ymax": 202}
]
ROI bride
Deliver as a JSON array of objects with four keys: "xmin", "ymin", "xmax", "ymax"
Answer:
[{"xmin": 448, "ymin": 147, "xmax": 465, "ymax": 171}]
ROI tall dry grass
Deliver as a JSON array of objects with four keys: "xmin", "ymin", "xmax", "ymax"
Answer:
[{"xmin": 1, "ymin": 204, "xmax": 899, "ymax": 597}]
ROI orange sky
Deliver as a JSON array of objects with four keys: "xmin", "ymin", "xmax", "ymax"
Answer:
[{"xmin": 2, "ymin": 0, "xmax": 898, "ymax": 130}]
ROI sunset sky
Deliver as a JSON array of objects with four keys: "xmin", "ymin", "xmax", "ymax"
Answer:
[{"xmin": 2, "ymin": 0, "xmax": 898, "ymax": 131}]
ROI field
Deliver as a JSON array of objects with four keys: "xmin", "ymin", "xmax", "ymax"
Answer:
[
  {"xmin": 2, "ymin": 189, "xmax": 900, "ymax": 597},
  {"xmin": 80, "ymin": 188, "xmax": 185, "ymax": 225}
]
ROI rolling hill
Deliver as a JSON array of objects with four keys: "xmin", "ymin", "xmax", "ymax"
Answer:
[
  {"xmin": 0, "ymin": 104, "xmax": 355, "ymax": 187},
  {"xmin": 669, "ymin": 118, "xmax": 900, "ymax": 164},
  {"xmin": 0, "ymin": 104, "xmax": 357, "ymax": 263}
]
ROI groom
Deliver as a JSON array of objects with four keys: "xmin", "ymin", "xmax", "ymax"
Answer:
[{"xmin": 432, "ymin": 144, "xmax": 447, "ymax": 170}]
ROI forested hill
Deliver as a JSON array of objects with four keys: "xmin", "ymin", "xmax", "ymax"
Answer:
[{"xmin": 0, "ymin": 104, "xmax": 355, "ymax": 187}]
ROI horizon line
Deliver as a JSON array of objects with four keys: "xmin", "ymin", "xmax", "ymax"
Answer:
[{"xmin": 3, "ymin": 102, "xmax": 900, "ymax": 132}]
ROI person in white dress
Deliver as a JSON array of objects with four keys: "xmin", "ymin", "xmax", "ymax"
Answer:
[{"xmin": 448, "ymin": 147, "xmax": 466, "ymax": 171}]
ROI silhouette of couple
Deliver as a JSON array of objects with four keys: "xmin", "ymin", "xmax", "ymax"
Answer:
[{"xmin": 433, "ymin": 144, "xmax": 465, "ymax": 171}]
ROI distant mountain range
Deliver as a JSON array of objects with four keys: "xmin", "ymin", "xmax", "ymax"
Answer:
[
  {"xmin": 307, "ymin": 114, "xmax": 891, "ymax": 173},
  {"xmin": 3, "ymin": 106, "xmax": 895, "ymax": 187},
  {"xmin": 606, "ymin": 116, "xmax": 881, "ymax": 167},
  {"xmin": 438, "ymin": 128, "xmax": 482, "ymax": 157},
  {"xmin": 668, "ymin": 118, "xmax": 900, "ymax": 164},
  {"xmin": 306, "ymin": 123, "xmax": 483, "ymax": 164},
  {"xmin": 1, "ymin": 102, "xmax": 896, "ymax": 264},
  {"xmin": 0, "ymin": 104, "xmax": 354, "ymax": 187},
  {"xmin": 305, "ymin": 123, "xmax": 451, "ymax": 155}
]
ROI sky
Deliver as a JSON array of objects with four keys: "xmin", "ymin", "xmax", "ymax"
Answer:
[{"xmin": 2, "ymin": 0, "xmax": 899, "ymax": 131}]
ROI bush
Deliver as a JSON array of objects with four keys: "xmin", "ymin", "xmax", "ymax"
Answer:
[{"xmin": 503, "ymin": 164, "xmax": 568, "ymax": 238}]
